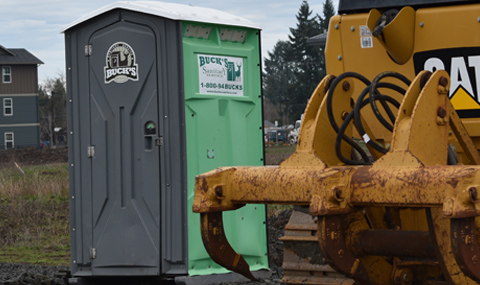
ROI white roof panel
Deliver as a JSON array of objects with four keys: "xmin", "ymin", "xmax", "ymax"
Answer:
[{"xmin": 62, "ymin": 1, "xmax": 260, "ymax": 32}]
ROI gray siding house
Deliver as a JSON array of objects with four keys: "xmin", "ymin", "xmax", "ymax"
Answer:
[{"xmin": 0, "ymin": 45, "xmax": 43, "ymax": 149}]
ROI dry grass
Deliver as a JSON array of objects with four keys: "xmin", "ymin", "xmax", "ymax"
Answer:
[
  {"xmin": 0, "ymin": 163, "xmax": 68, "ymax": 198},
  {"xmin": 0, "ymin": 163, "xmax": 70, "ymax": 266},
  {"xmin": 264, "ymin": 144, "xmax": 296, "ymax": 165}
]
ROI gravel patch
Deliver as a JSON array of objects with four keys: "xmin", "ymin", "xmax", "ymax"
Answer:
[{"xmin": 0, "ymin": 264, "xmax": 69, "ymax": 285}]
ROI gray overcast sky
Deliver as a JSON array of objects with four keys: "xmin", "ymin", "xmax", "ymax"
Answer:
[{"xmin": 0, "ymin": 0, "xmax": 337, "ymax": 83}]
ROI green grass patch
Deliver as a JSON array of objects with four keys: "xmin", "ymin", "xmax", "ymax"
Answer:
[{"xmin": 0, "ymin": 163, "xmax": 70, "ymax": 266}]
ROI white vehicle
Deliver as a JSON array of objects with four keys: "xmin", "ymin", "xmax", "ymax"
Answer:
[{"xmin": 288, "ymin": 114, "xmax": 303, "ymax": 145}]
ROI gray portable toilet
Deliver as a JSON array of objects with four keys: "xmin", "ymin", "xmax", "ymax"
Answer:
[{"xmin": 63, "ymin": 1, "xmax": 268, "ymax": 283}]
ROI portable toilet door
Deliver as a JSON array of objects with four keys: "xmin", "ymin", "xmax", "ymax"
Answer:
[
  {"xmin": 88, "ymin": 23, "xmax": 161, "ymax": 272},
  {"xmin": 65, "ymin": 8, "xmax": 187, "ymax": 277}
]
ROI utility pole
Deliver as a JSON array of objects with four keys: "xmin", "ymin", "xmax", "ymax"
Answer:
[{"xmin": 51, "ymin": 91, "xmax": 57, "ymax": 147}]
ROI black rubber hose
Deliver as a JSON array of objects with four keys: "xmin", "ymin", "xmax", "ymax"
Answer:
[
  {"xmin": 327, "ymin": 71, "xmax": 410, "ymax": 164},
  {"xmin": 326, "ymin": 72, "xmax": 371, "ymax": 133},
  {"xmin": 369, "ymin": 72, "xmax": 411, "ymax": 131},
  {"xmin": 336, "ymin": 97, "xmax": 371, "ymax": 165},
  {"xmin": 354, "ymin": 85, "xmax": 401, "ymax": 154},
  {"xmin": 354, "ymin": 82, "xmax": 405, "ymax": 124},
  {"xmin": 337, "ymin": 94, "xmax": 400, "ymax": 163},
  {"xmin": 376, "ymin": 82, "xmax": 407, "ymax": 125}
]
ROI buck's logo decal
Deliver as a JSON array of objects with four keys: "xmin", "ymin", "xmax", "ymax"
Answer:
[
  {"xmin": 198, "ymin": 54, "xmax": 244, "ymax": 96},
  {"xmin": 104, "ymin": 42, "xmax": 138, "ymax": 84}
]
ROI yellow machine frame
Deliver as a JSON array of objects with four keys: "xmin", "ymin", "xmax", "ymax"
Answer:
[{"xmin": 193, "ymin": 3, "xmax": 480, "ymax": 284}]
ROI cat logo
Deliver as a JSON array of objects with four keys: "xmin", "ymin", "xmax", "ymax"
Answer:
[
  {"xmin": 414, "ymin": 47, "xmax": 480, "ymax": 118},
  {"xmin": 104, "ymin": 42, "xmax": 139, "ymax": 84}
]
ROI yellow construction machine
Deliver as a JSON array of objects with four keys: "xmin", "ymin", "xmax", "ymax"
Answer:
[{"xmin": 193, "ymin": 1, "xmax": 480, "ymax": 283}]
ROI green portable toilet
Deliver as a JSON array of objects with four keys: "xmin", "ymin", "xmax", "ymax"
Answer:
[{"xmin": 63, "ymin": 1, "xmax": 268, "ymax": 283}]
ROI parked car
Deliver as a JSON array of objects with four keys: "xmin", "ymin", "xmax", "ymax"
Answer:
[{"xmin": 268, "ymin": 129, "xmax": 286, "ymax": 143}]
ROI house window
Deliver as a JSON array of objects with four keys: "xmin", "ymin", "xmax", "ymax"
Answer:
[
  {"xmin": 3, "ymin": 98, "xmax": 12, "ymax": 116},
  {"xmin": 4, "ymin": 132, "xmax": 13, "ymax": 149},
  {"xmin": 2, "ymin": 66, "xmax": 11, "ymax": 83}
]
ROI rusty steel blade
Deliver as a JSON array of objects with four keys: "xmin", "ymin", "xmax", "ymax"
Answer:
[
  {"xmin": 200, "ymin": 212, "xmax": 256, "ymax": 281},
  {"xmin": 451, "ymin": 217, "xmax": 480, "ymax": 282}
]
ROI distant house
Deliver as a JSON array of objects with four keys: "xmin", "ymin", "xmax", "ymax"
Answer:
[
  {"xmin": 263, "ymin": 120, "xmax": 276, "ymax": 134},
  {"xmin": 0, "ymin": 45, "xmax": 43, "ymax": 149}
]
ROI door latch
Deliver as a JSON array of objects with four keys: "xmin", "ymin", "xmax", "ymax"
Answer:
[
  {"xmin": 89, "ymin": 247, "xmax": 96, "ymax": 259},
  {"xmin": 155, "ymin": 136, "xmax": 163, "ymax": 147},
  {"xmin": 85, "ymin": 45, "xmax": 92, "ymax": 57},
  {"xmin": 87, "ymin": 145, "xmax": 95, "ymax": 158}
]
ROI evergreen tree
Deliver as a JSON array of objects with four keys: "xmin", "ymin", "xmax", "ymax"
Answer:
[
  {"xmin": 320, "ymin": 0, "xmax": 335, "ymax": 31},
  {"xmin": 263, "ymin": 40, "xmax": 296, "ymax": 125},
  {"xmin": 287, "ymin": 0, "xmax": 324, "ymax": 122},
  {"xmin": 263, "ymin": 0, "xmax": 336, "ymax": 124}
]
